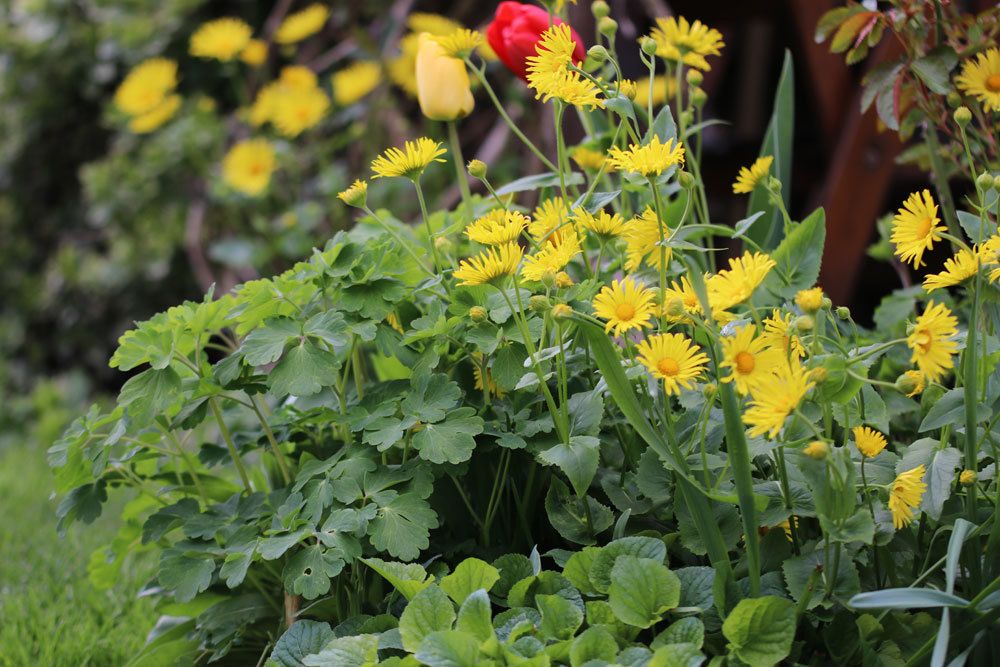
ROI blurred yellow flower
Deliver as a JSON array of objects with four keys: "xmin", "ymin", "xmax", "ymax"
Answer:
[
  {"xmin": 521, "ymin": 233, "xmax": 581, "ymax": 281},
  {"xmin": 222, "ymin": 139, "xmax": 276, "ymax": 196},
  {"xmin": 648, "ymin": 16, "xmax": 725, "ymax": 71},
  {"xmin": 732, "ymin": 156, "xmax": 774, "ymax": 194},
  {"xmin": 907, "ymin": 301, "xmax": 958, "ymax": 383},
  {"xmin": 570, "ymin": 146, "xmax": 612, "ymax": 172},
  {"xmin": 332, "ymin": 62, "xmax": 381, "ymax": 106},
  {"xmin": 890, "ymin": 190, "xmax": 943, "ymax": 268},
  {"xmin": 241, "ymin": 39, "xmax": 268, "ymax": 67},
  {"xmin": 128, "ymin": 94, "xmax": 182, "ymax": 133},
  {"xmin": 337, "ymin": 179, "xmax": 368, "ymax": 208},
  {"xmin": 114, "ymin": 58, "xmax": 178, "ymax": 116},
  {"xmin": 416, "ymin": 32, "xmax": 474, "ymax": 121},
  {"xmin": 275, "ymin": 3, "xmax": 329, "ymax": 45},
  {"xmin": 955, "ymin": 47, "xmax": 1000, "ymax": 112},
  {"xmin": 433, "ymin": 29, "xmax": 484, "ymax": 59},
  {"xmin": 889, "ymin": 465, "xmax": 927, "ymax": 529},
  {"xmin": 607, "ymin": 136, "xmax": 685, "ymax": 176},
  {"xmin": 250, "ymin": 67, "xmax": 324, "ymax": 129},
  {"xmin": 633, "ymin": 75, "xmax": 677, "ymax": 108},
  {"xmin": 190, "ymin": 18, "xmax": 253, "ymax": 61},
  {"xmin": 529, "ymin": 197, "xmax": 574, "ymax": 246},
  {"xmin": 389, "ymin": 14, "xmax": 463, "ymax": 97},
  {"xmin": 370, "ymin": 137, "xmax": 446, "ymax": 180},
  {"xmin": 454, "ymin": 243, "xmax": 523, "ymax": 286},
  {"xmin": 473, "ymin": 352, "xmax": 504, "ymax": 398},
  {"xmin": 272, "ymin": 86, "xmax": 330, "ymax": 137},
  {"xmin": 575, "ymin": 209, "xmax": 625, "ymax": 239},
  {"xmin": 795, "ymin": 287, "xmax": 823, "ymax": 313},
  {"xmin": 636, "ymin": 333, "xmax": 709, "ymax": 395}
]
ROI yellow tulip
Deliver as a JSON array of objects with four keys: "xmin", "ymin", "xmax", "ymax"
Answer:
[{"xmin": 415, "ymin": 32, "xmax": 474, "ymax": 121}]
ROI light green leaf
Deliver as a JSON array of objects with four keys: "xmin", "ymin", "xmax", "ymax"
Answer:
[
  {"xmin": 302, "ymin": 634, "xmax": 379, "ymax": 667},
  {"xmin": 455, "ymin": 589, "xmax": 495, "ymax": 642},
  {"xmin": 402, "ymin": 373, "xmax": 461, "ymax": 423},
  {"xmin": 608, "ymin": 556, "xmax": 681, "ymax": 628},
  {"xmin": 415, "ymin": 630, "xmax": 480, "ymax": 667},
  {"xmin": 411, "ymin": 408, "xmax": 484, "ymax": 465},
  {"xmin": 361, "ymin": 557, "xmax": 433, "ymax": 601},
  {"xmin": 589, "ymin": 536, "xmax": 668, "ymax": 594},
  {"xmin": 764, "ymin": 207, "xmax": 826, "ymax": 299},
  {"xmin": 158, "ymin": 551, "xmax": 214, "ymax": 603},
  {"xmin": 399, "ymin": 585, "xmax": 455, "ymax": 653},
  {"xmin": 922, "ymin": 447, "xmax": 961, "ymax": 520},
  {"xmin": 118, "ymin": 367, "xmax": 181, "ymax": 426},
  {"xmin": 545, "ymin": 479, "xmax": 614, "ymax": 546},
  {"xmin": 722, "ymin": 596, "xmax": 797, "ymax": 667},
  {"xmin": 536, "ymin": 593, "xmax": 584, "ymax": 640},
  {"xmin": 440, "ymin": 557, "xmax": 500, "ymax": 604},
  {"xmin": 919, "ymin": 389, "xmax": 965, "ymax": 431},
  {"xmin": 911, "ymin": 46, "xmax": 958, "ymax": 95},
  {"xmin": 819, "ymin": 508, "xmax": 875, "ymax": 544},
  {"xmin": 648, "ymin": 643, "xmax": 705, "ymax": 667},
  {"xmin": 270, "ymin": 620, "xmax": 335, "ymax": 667},
  {"xmin": 653, "ymin": 617, "xmax": 704, "ymax": 649},
  {"xmin": 569, "ymin": 626, "xmax": 618, "ymax": 667},
  {"xmin": 562, "ymin": 547, "xmax": 602, "ymax": 596},
  {"xmin": 269, "ymin": 340, "xmax": 341, "ymax": 397},
  {"xmin": 241, "ymin": 318, "xmax": 300, "ymax": 366},
  {"xmin": 538, "ymin": 435, "xmax": 600, "ymax": 497}
]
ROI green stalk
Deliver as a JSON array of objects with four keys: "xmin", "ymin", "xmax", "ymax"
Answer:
[
  {"xmin": 249, "ymin": 394, "xmax": 291, "ymax": 486},
  {"xmin": 209, "ymin": 397, "xmax": 252, "ymax": 493},
  {"xmin": 719, "ymin": 381, "xmax": 761, "ymax": 596},
  {"xmin": 447, "ymin": 120, "xmax": 473, "ymax": 217}
]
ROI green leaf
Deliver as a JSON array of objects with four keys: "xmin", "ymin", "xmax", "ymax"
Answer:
[
  {"xmin": 302, "ymin": 634, "xmax": 379, "ymax": 667},
  {"xmin": 589, "ymin": 536, "xmax": 668, "ymax": 594},
  {"xmin": 399, "ymin": 585, "xmax": 456, "ymax": 653},
  {"xmin": 746, "ymin": 50, "xmax": 794, "ymax": 250},
  {"xmin": 849, "ymin": 588, "xmax": 969, "ymax": 609},
  {"xmin": 562, "ymin": 547, "xmax": 602, "ymax": 596},
  {"xmin": 269, "ymin": 340, "xmax": 341, "ymax": 397},
  {"xmin": 919, "ymin": 388, "xmax": 964, "ymax": 431},
  {"xmin": 722, "ymin": 596, "xmax": 797, "ymax": 667},
  {"xmin": 403, "ymin": 373, "xmax": 461, "ymax": 422},
  {"xmin": 764, "ymin": 207, "xmax": 826, "ymax": 299},
  {"xmin": 567, "ymin": 391, "xmax": 604, "ymax": 436},
  {"xmin": 270, "ymin": 620, "xmax": 335, "ymax": 667},
  {"xmin": 819, "ymin": 508, "xmax": 875, "ymax": 544},
  {"xmin": 118, "ymin": 367, "xmax": 182, "ymax": 426},
  {"xmin": 495, "ymin": 172, "xmax": 585, "ymax": 196},
  {"xmin": 369, "ymin": 491, "xmax": 438, "ymax": 561},
  {"xmin": 536, "ymin": 593, "xmax": 584, "ymax": 640},
  {"xmin": 241, "ymin": 318, "xmax": 300, "ymax": 366},
  {"xmin": 455, "ymin": 589, "xmax": 495, "ymax": 642},
  {"xmin": 538, "ymin": 435, "xmax": 600, "ymax": 496},
  {"xmin": 958, "ymin": 210, "xmax": 998, "ymax": 243},
  {"xmin": 648, "ymin": 643, "xmax": 705, "ymax": 667},
  {"xmin": 646, "ymin": 106, "xmax": 677, "ymax": 144},
  {"xmin": 415, "ymin": 630, "xmax": 480, "ymax": 667},
  {"xmin": 608, "ymin": 556, "xmax": 681, "ymax": 628},
  {"xmin": 493, "ymin": 554, "xmax": 534, "ymax": 600},
  {"xmin": 545, "ymin": 479, "xmax": 613, "ymax": 545},
  {"xmin": 569, "ymin": 626, "xmax": 618, "ymax": 667},
  {"xmin": 440, "ymin": 557, "xmax": 501, "ymax": 604},
  {"xmin": 158, "ymin": 551, "xmax": 215, "ymax": 603},
  {"xmin": 911, "ymin": 46, "xmax": 958, "ymax": 95},
  {"xmin": 361, "ymin": 557, "xmax": 433, "ymax": 601},
  {"xmin": 491, "ymin": 344, "xmax": 527, "ymax": 391},
  {"xmin": 783, "ymin": 549, "xmax": 859, "ymax": 610},
  {"xmin": 921, "ymin": 446, "xmax": 961, "ymax": 520},
  {"xmin": 653, "ymin": 617, "xmax": 704, "ymax": 649},
  {"xmin": 282, "ymin": 544, "xmax": 345, "ymax": 600},
  {"xmin": 412, "ymin": 408, "xmax": 484, "ymax": 465}
]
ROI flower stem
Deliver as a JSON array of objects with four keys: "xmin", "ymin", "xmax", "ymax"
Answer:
[
  {"xmin": 209, "ymin": 397, "xmax": 252, "ymax": 493},
  {"xmin": 447, "ymin": 120, "xmax": 473, "ymax": 217}
]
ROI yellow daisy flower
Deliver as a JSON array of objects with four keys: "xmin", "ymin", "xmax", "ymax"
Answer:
[
  {"xmin": 433, "ymin": 29, "xmax": 483, "ymax": 59},
  {"xmin": 959, "ymin": 469, "xmax": 977, "ymax": 485},
  {"xmin": 337, "ymin": 179, "xmax": 368, "ymax": 208},
  {"xmin": 240, "ymin": 39, "xmax": 268, "ymax": 67},
  {"xmin": 114, "ymin": 58, "xmax": 178, "ymax": 117},
  {"xmin": 719, "ymin": 325, "xmax": 784, "ymax": 396},
  {"xmin": 778, "ymin": 516, "xmax": 800, "ymax": 542},
  {"xmin": 570, "ymin": 146, "xmax": 611, "ymax": 172},
  {"xmin": 853, "ymin": 426, "xmax": 887, "ymax": 458},
  {"xmin": 633, "ymin": 75, "xmax": 677, "ymax": 108},
  {"xmin": 407, "ymin": 12, "xmax": 463, "ymax": 36},
  {"xmin": 332, "ymin": 61, "xmax": 382, "ymax": 106},
  {"xmin": 648, "ymin": 16, "xmax": 725, "ymax": 71},
  {"xmin": 899, "ymin": 369, "xmax": 925, "ymax": 397},
  {"xmin": 617, "ymin": 78, "xmax": 638, "ymax": 101},
  {"xmin": 189, "ymin": 18, "xmax": 253, "ymax": 61},
  {"xmin": 890, "ymin": 190, "xmax": 943, "ymax": 268},
  {"xmin": 521, "ymin": 234, "xmax": 582, "ymax": 282},
  {"xmin": 635, "ymin": 333, "xmax": 709, "ymax": 395},
  {"xmin": 248, "ymin": 66, "xmax": 319, "ymax": 126},
  {"xmin": 370, "ymin": 138, "xmax": 447, "ymax": 180},
  {"xmin": 272, "ymin": 86, "xmax": 330, "ymax": 137},
  {"xmin": 907, "ymin": 301, "xmax": 958, "ymax": 384},
  {"xmin": 128, "ymin": 94, "xmax": 182, "ymax": 133},
  {"xmin": 592, "ymin": 277, "xmax": 657, "ymax": 337},
  {"xmin": 526, "ymin": 25, "xmax": 603, "ymax": 109},
  {"xmin": 275, "ymin": 3, "xmax": 330, "ymax": 45},
  {"xmin": 981, "ymin": 234, "xmax": 1000, "ymax": 283},
  {"xmin": 606, "ymin": 136, "xmax": 686, "ymax": 177},
  {"xmin": 473, "ymin": 352, "xmax": 504, "ymax": 398},
  {"xmin": 889, "ymin": 465, "xmax": 927, "ymax": 529},
  {"xmin": 923, "ymin": 247, "xmax": 980, "ymax": 292},
  {"xmin": 955, "ymin": 47, "xmax": 1000, "ymax": 112},
  {"xmin": 795, "ymin": 287, "xmax": 824, "ymax": 313},
  {"xmin": 803, "ymin": 441, "xmax": 829, "ymax": 459},
  {"xmin": 466, "ymin": 210, "xmax": 529, "ymax": 246},
  {"xmin": 662, "ymin": 276, "xmax": 703, "ymax": 321},
  {"xmin": 453, "ymin": 243, "xmax": 523, "ymax": 286},
  {"xmin": 761, "ymin": 309, "xmax": 805, "ymax": 359},
  {"xmin": 624, "ymin": 207, "xmax": 672, "ymax": 271},
  {"xmin": 743, "ymin": 358, "xmax": 815, "ymax": 439},
  {"xmin": 222, "ymin": 139, "xmax": 276, "ymax": 197},
  {"xmin": 706, "ymin": 251, "xmax": 776, "ymax": 311},
  {"xmin": 529, "ymin": 197, "xmax": 574, "ymax": 246},
  {"xmin": 732, "ymin": 156, "xmax": 774, "ymax": 194},
  {"xmin": 575, "ymin": 209, "xmax": 626, "ymax": 239}
]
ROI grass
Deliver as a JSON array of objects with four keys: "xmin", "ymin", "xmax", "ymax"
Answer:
[{"xmin": 0, "ymin": 443, "xmax": 157, "ymax": 666}]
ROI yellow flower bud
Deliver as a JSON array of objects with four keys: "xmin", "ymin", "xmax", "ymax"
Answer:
[
  {"xmin": 794, "ymin": 314, "xmax": 814, "ymax": 332},
  {"xmin": 686, "ymin": 69, "xmax": 703, "ymax": 86},
  {"xmin": 795, "ymin": 287, "xmax": 823, "ymax": 313},
  {"xmin": 551, "ymin": 303, "xmax": 573, "ymax": 320},
  {"xmin": 469, "ymin": 305, "xmax": 488, "ymax": 322},
  {"xmin": 529, "ymin": 295, "xmax": 551, "ymax": 312},
  {"xmin": 415, "ymin": 32, "xmax": 474, "ymax": 121},
  {"xmin": 959, "ymin": 469, "xmax": 976, "ymax": 485},
  {"xmin": 554, "ymin": 271, "xmax": 574, "ymax": 288},
  {"xmin": 467, "ymin": 159, "xmax": 487, "ymax": 179},
  {"xmin": 954, "ymin": 106, "xmax": 972, "ymax": 127},
  {"xmin": 804, "ymin": 441, "xmax": 828, "ymax": 459}
]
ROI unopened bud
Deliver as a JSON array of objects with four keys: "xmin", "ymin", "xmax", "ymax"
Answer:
[
  {"xmin": 469, "ymin": 305, "xmax": 488, "ymax": 322},
  {"xmin": 554, "ymin": 271, "xmax": 574, "ymax": 288},
  {"xmin": 946, "ymin": 91, "xmax": 962, "ymax": 108},
  {"xmin": 702, "ymin": 382, "xmax": 717, "ymax": 398},
  {"xmin": 680, "ymin": 110, "xmax": 694, "ymax": 126},
  {"xmin": 954, "ymin": 106, "xmax": 972, "ymax": 127},
  {"xmin": 587, "ymin": 45, "xmax": 608, "ymax": 64},
  {"xmin": 794, "ymin": 315, "xmax": 815, "ymax": 332},
  {"xmin": 836, "ymin": 306, "xmax": 851, "ymax": 320},
  {"xmin": 959, "ymin": 469, "xmax": 977, "ymax": 486},
  {"xmin": 665, "ymin": 296, "xmax": 686, "ymax": 317},
  {"xmin": 677, "ymin": 170, "xmax": 695, "ymax": 189},
  {"xmin": 686, "ymin": 69, "xmax": 703, "ymax": 86},
  {"xmin": 691, "ymin": 87, "xmax": 707, "ymax": 108},
  {"xmin": 591, "ymin": 0, "xmax": 610, "ymax": 19},
  {"xmin": 599, "ymin": 17, "xmax": 619, "ymax": 38},
  {"xmin": 994, "ymin": 174, "xmax": 1000, "ymax": 191},
  {"xmin": 766, "ymin": 175, "xmax": 782, "ymax": 192},
  {"xmin": 821, "ymin": 297, "xmax": 833, "ymax": 310},
  {"xmin": 434, "ymin": 236, "xmax": 453, "ymax": 253},
  {"xmin": 804, "ymin": 441, "xmax": 829, "ymax": 460},
  {"xmin": 529, "ymin": 294, "xmax": 551, "ymax": 312},
  {"xmin": 467, "ymin": 159, "xmax": 487, "ymax": 179},
  {"xmin": 810, "ymin": 366, "xmax": 828, "ymax": 383},
  {"xmin": 976, "ymin": 171, "xmax": 993, "ymax": 192},
  {"xmin": 640, "ymin": 35, "xmax": 657, "ymax": 55},
  {"xmin": 551, "ymin": 303, "xmax": 573, "ymax": 320},
  {"xmin": 540, "ymin": 270, "xmax": 558, "ymax": 291},
  {"xmin": 894, "ymin": 370, "xmax": 924, "ymax": 397}
]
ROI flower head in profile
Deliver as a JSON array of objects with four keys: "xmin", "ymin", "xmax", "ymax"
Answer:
[
  {"xmin": 190, "ymin": 18, "xmax": 253, "ymax": 61},
  {"xmin": 853, "ymin": 426, "xmax": 887, "ymax": 458},
  {"xmin": 526, "ymin": 25, "xmax": 603, "ymax": 109},
  {"xmin": 275, "ymin": 3, "xmax": 329, "ymax": 44},
  {"xmin": 222, "ymin": 139, "xmax": 276, "ymax": 196},
  {"xmin": 332, "ymin": 62, "xmax": 382, "ymax": 106},
  {"xmin": 706, "ymin": 251, "xmax": 776, "ymax": 311},
  {"xmin": 521, "ymin": 233, "xmax": 582, "ymax": 282},
  {"xmin": 337, "ymin": 180, "xmax": 368, "ymax": 208},
  {"xmin": 889, "ymin": 465, "xmax": 927, "ymax": 529},
  {"xmin": 272, "ymin": 87, "xmax": 330, "ymax": 137},
  {"xmin": 434, "ymin": 29, "xmax": 484, "ymax": 59},
  {"xmin": 891, "ymin": 190, "xmax": 943, "ymax": 268},
  {"xmin": 592, "ymin": 277, "xmax": 656, "ymax": 337},
  {"xmin": 607, "ymin": 136, "xmax": 685, "ymax": 177},
  {"xmin": 662, "ymin": 276, "xmax": 703, "ymax": 321},
  {"xmin": 898, "ymin": 369, "xmax": 925, "ymax": 397},
  {"xmin": 955, "ymin": 47, "xmax": 1000, "ymax": 112},
  {"xmin": 907, "ymin": 301, "xmax": 958, "ymax": 383},
  {"xmin": 732, "ymin": 156, "xmax": 774, "ymax": 194},
  {"xmin": 371, "ymin": 138, "xmax": 447, "ymax": 180},
  {"xmin": 761, "ymin": 309, "xmax": 805, "ymax": 358},
  {"xmin": 466, "ymin": 210, "xmax": 529, "ymax": 246},
  {"xmin": 648, "ymin": 16, "xmax": 725, "ymax": 71},
  {"xmin": 575, "ymin": 209, "xmax": 626, "ymax": 240},
  {"xmin": 636, "ymin": 333, "xmax": 709, "ymax": 395},
  {"xmin": 114, "ymin": 58, "xmax": 179, "ymax": 116},
  {"xmin": 128, "ymin": 94, "xmax": 182, "ymax": 133},
  {"xmin": 240, "ymin": 39, "xmax": 268, "ymax": 67},
  {"xmin": 453, "ymin": 243, "xmax": 523, "ymax": 286},
  {"xmin": 624, "ymin": 207, "xmax": 672, "ymax": 271},
  {"xmin": 719, "ymin": 325, "xmax": 783, "ymax": 396},
  {"xmin": 923, "ymin": 247, "xmax": 980, "ymax": 292},
  {"xmin": 473, "ymin": 352, "xmax": 504, "ymax": 398},
  {"xmin": 743, "ymin": 358, "xmax": 815, "ymax": 438}
]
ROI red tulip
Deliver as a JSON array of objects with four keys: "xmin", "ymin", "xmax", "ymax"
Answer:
[{"xmin": 486, "ymin": 1, "xmax": 586, "ymax": 80}]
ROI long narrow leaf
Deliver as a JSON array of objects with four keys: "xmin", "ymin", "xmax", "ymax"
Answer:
[{"xmin": 850, "ymin": 588, "xmax": 970, "ymax": 609}]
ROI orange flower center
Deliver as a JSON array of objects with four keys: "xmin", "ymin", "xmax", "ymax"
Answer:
[
  {"xmin": 657, "ymin": 357, "xmax": 680, "ymax": 376},
  {"xmin": 615, "ymin": 303, "xmax": 636, "ymax": 321},
  {"xmin": 986, "ymin": 74, "xmax": 1000, "ymax": 93},
  {"xmin": 916, "ymin": 217, "xmax": 934, "ymax": 238},
  {"xmin": 914, "ymin": 331, "xmax": 932, "ymax": 353},
  {"xmin": 735, "ymin": 351, "xmax": 756, "ymax": 375}
]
